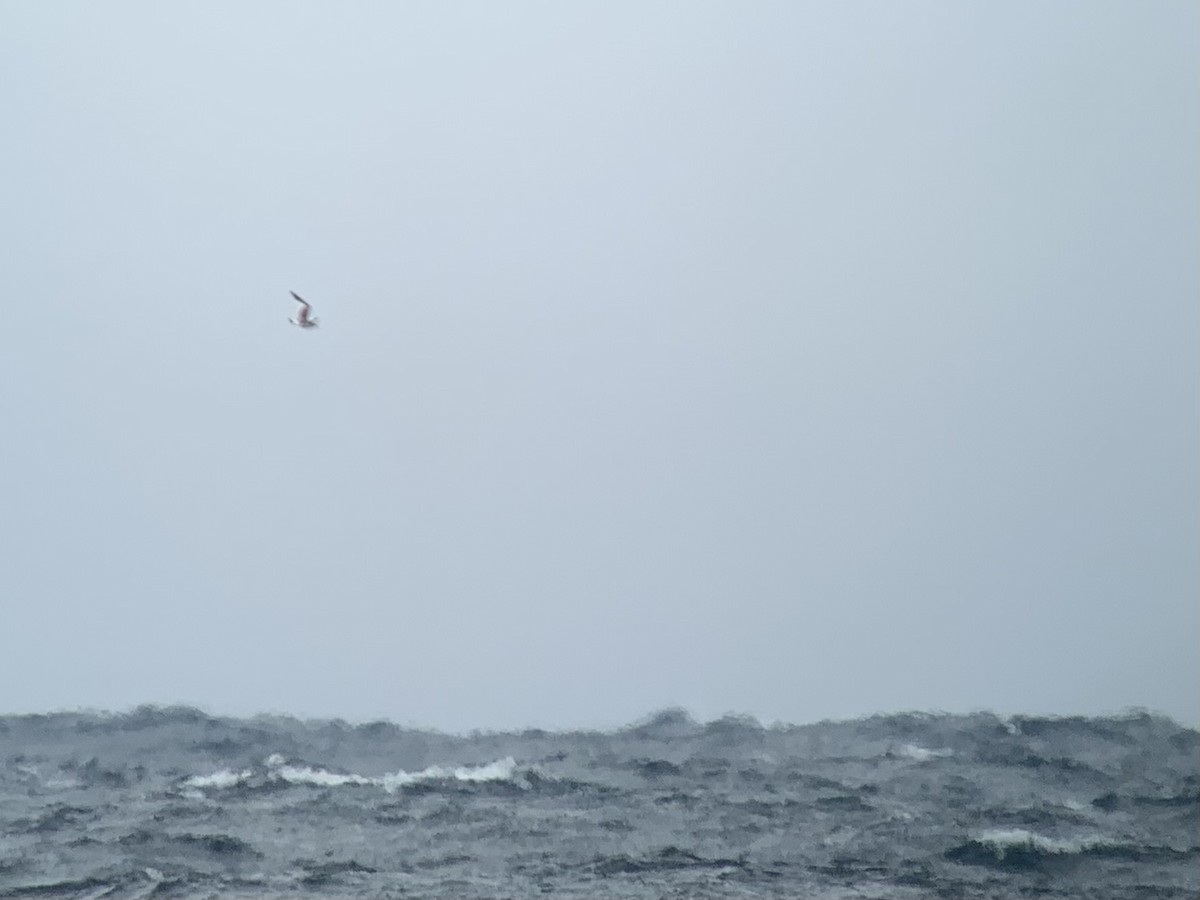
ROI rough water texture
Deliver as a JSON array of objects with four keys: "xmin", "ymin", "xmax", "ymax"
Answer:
[{"xmin": 1, "ymin": 707, "xmax": 1196, "ymax": 898}]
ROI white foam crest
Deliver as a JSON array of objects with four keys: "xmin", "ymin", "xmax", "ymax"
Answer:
[
  {"xmin": 262, "ymin": 753, "xmax": 372, "ymax": 787},
  {"xmin": 184, "ymin": 768, "xmax": 250, "ymax": 789},
  {"xmin": 898, "ymin": 744, "xmax": 953, "ymax": 762},
  {"xmin": 453, "ymin": 757, "xmax": 519, "ymax": 782},
  {"xmin": 976, "ymin": 828, "xmax": 1110, "ymax": 856},
  {"xmin": 184, "ymin": 755, "xmax": 519, "ymax": 793},
  {"xmin": 380, "ymin": 757, "xmax": 519, "ymax": 793},
  {"xmin": 274, "ymin": 763, "xmax": 374, "ymax": 788}
]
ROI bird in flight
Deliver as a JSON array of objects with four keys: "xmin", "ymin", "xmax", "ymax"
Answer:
[{"xmin": 289, "ymin": 291, "xmax": 319, "ymax": 329}]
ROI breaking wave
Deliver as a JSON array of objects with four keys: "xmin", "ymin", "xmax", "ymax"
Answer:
[
  {"xmin": 183, "ymin": 753, "xmax": 520, "ymax": 794},
  {"xmin": 945, "ymin": 828, "xmax": 1200, "ymax": 870},
  {"xmin": 893, "ymin": 743, "xmax": 953, "ymax": 762}
]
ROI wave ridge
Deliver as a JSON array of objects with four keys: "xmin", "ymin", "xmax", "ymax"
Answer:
[{"xmin": 182, "ymin": 754, "xmax": 520, "ymax": 794}]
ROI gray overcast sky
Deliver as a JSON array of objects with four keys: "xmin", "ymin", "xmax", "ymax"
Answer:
[{"xmin": 2, "ymin": 2, "xmax": 1196, "ymax": 732}]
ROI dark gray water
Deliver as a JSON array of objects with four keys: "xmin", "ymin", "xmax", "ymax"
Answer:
[{"xmin": 1, "ymin": 707, "xmax": 1196, "ymax": 898}]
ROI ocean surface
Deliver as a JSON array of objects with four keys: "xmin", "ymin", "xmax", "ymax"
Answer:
[{"xmin": 1, "ymin": 707, "xmax": 1196, "ymax": 899}]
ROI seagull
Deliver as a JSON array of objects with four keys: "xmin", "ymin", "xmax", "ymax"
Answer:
[{"xmin": 289, "ymin": 291, "xmax": 319, "ymax": 328}]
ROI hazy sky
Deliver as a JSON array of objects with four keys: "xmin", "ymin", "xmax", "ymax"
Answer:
[{"xmin": 2, "ymin": 2, "xmax": 1196, "ymax": 732}]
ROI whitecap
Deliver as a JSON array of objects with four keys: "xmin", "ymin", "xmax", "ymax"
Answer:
[
  {"xmin": 192, "ymin": 754, "xmax": 524, "ymax": 793},
  {"xmin": 272, "ymin": 763, "xmax": 373, "ymax": 788},
  {"xmin": 184, "ymin": 768, "xmax": 251, "ymax": 789},
  {"xmin": 898, "ymin": 744, "xmax": 953, "ymax": 762},
  {"xmin": 976, "ymin": 828, "xmax": 1110, "ymax": 857},
  {"xmin": 452, "ymin": 756, "xmax": 519, "ymax": 782},
  {"xmin": 259, "ymin": 753, "xmax": 372, "ymax": 787},
  {"xmin": 380, "ymin": 757, "xmax": 519, "ymax": 793}
]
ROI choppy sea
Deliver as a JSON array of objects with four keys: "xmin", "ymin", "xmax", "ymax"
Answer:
[{"xmin": 1, "ymin": 707, "xmax": 1196, "ymax": 899}]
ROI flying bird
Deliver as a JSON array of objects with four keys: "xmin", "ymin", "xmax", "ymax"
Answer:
[{"xmin": 289, "ymin": 291, "xmax": 319, "ymax": 328}]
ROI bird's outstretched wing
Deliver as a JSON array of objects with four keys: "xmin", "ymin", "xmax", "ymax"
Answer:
[{"xmin": 289, "ymin": 290, "xmax": 315, "ymax": 325}]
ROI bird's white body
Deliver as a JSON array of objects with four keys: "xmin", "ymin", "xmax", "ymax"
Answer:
[{"xmin": 289, "ymin": 291, "xmax": 319, "ymax": 328}]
